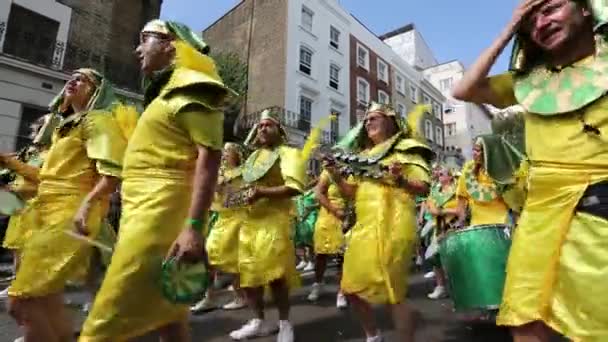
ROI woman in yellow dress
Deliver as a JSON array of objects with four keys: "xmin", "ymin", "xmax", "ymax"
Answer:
[
  {"xmin": 4, "ymin": 68, "xmax": 126, "ymax": 342},
  {"xmin": 453, "ymin": 1, "xmax": 608, "ymax": 340},
  {"xmin": 191, "ymin": 142, "xmax": 247, "ymax": 312},
  {"xmin": 228, "ymin": 109, "xmax": 305, "ymax": 342},
  {"xmin": 325, "ymin": 102, "xmax": 433, "ymax": 342},
  {"xmin": 0, "ymin": 114, "xmax": 58, "ymax": 290},
  {"xmin": 306, "ymin": 168, "xmax": 347, "ymax": 308},
  {"xmin": 424, "ymin": 166, "xmax": 459, "ymax": 300}
]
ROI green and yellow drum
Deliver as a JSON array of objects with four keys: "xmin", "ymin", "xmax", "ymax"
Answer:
[
  {"xmin": 161, "ymin": 258, "xmax": 209, "ymax": 304},
  {"xmin": 439, "ymin": 224, "xmax": 511, "ymax": 312}
]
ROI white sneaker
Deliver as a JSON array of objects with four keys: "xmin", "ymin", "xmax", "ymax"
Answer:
[
  {"xmin": 223, "ymin": 297, "xmax": 247, "ymax": 310},
  {"xmin": 295, "ymin": 260, "xmax": 307, "ymax": 270},
  {"xmin": 277, "ymin": 320, "xmax": 294, "ymax": 342},
  {"xmin": 366, "ymin": 334, "xmax": 383, "ymax": 342},
  {"xmin": 190, "ymin": 296, "xmax": 217, "ymax": 313},
  {"xmin": 336, "ymin": 292, "xmax": 347, "ymax": 309},
  {"xmin": 424, "ymin": 271, "xmax": 435, "ymax": 279},
  {"xmin": 229, "ymin": 318, "xmax": 274, "ymax": 340},
  {"xmin": 13, "ymin": 337, "xmax": 24, "ymax": 342},
  {"xmin": 0, "ymin": 287, "xmax": 9, "ymax": 299},
  {"xmin": 303, "ymin": 261, "xmax": 315, "ymax": 272},
  {"xmin": 427, "ymin": 286, "xmax": 447, "ymax": 299},
  {"xmin": 82, "ymin": 302, "xmax": 92, "ymax": 313},
  {"xmin": 307, "ymin": 283, "xmax": 322, "ymax": 302}
]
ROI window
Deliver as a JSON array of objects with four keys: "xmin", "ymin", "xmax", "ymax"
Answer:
[
  {"xmin": 425, "ymin": 120, "xmax": 434, "ymax": 142},
  {"xmin": 445, "ymin": 122, "xmax": 457, "ymax": 136},
  {"xmin": 377, "ymin": 59, "xmax": 388, "ymax": 83},
  {"xmin": 357, "ymin": 78, "xmax": 370, "ymax": 105},
  {"xmin": 299, "ymin": 46, "xmax": 313, "ymax": 75},
  {"xmin": 378, "ymin": 90, "xmax": 390, "ymax": 104},
  {"xmin": 435, "ymin": 126, "xmax": 444, "ymax": 146},
  {"xmin": 396, "ymin": 74, "xmax": 406, "ymax": 95},
  {"xmin": 433, "ymin": 103, "xmax": 442, "ymax": 119},
  {"xmin": 4, "ymin": 4, "xmax": 60, "ymax": 67},
  {"xmin": 330, "ymin": 109, "xmax": 340, "ymax": 143},
  {"xmin": 301, "ymin": 6, "xmax": 314, "ymax": 31},
  {"xmin": 329, "ymin": 64, "xmax": 340, "ymax": 90},
  {"xmin": 396, "ymin": 103, "xmax": 406, "ymax": 117},
  {"xmin": 357, "ymin": 44, "xmax": 370, "ymax": 70},
  {"xmin": 299, "ymin": 96, "xmax": 313, "ymax": 131},
  {"xmin": 410, "ymin": 85, "xmax": 418, "ymax": 103},
  {"xmin": 440, "ymin": 77, "xmax": 453, "ymax": 91},
  {"xmin": 330, "ymin": 26, "xmax": 340, "ymax": 49},
  {"xmin": 422, "ymin": 94, "xmax": 431, "ymax": 104}
]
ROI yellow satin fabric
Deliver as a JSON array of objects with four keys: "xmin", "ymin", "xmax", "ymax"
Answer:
[
  {"xmin": 9, "ymin": 111, "xmax": 122, "ymax": 298},
  {"xmin": 456, "ymin": 167, "xmax": 509, "ymax": 226},
  {"xmin": 206, "ymin": 168, "xmax": 244, "ymax": 274},
  {"xmin": 490, "ymin": 73, "xmax": 608, "ymax": 340},
  {"xmin": 313, "ymin": 170, "xmax": 345, "ymax": 255},
  {"xmin": 238, "ymin": 147, "xmax": 304, "ymax": 288},
  {"xmin": 80, "ymin": 79, "xmax": 224, "ymax": 341},
  {"xmin": 341, "ymin": 142, "xmax": 430, "ymax": 304}
]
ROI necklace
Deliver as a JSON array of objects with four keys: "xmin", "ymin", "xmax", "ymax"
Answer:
[
  {"xmin": 464, "ymin": 162, "xmax": 499, "ymax": 202},
  {"xmin": 242, "ymin": 148, "xmax": 280, "ymax": 183}
]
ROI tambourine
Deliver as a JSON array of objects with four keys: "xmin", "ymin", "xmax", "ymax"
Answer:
[
  {"xmin": 161, "ymin": 257, "xmax": 208, "ymax": 304},
  {"xmin": 224, "ymin": 187, "xmax": 255, "ymax": 208},
  {"xmin": 0, "ymin": 189, "xmax": 25, "ymax": 216}
]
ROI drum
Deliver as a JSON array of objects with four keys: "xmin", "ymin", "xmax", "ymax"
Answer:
[
  {"xmin": 0, "ymin": 189, "xmax": 24, "ymax": 216},
  {"xmin": 439, "ymin": 224, "xmax": 511, "ymax": 312},
  {"xmin": 161, "ymin": 257, "xmax": 208, "ymax": 304}
]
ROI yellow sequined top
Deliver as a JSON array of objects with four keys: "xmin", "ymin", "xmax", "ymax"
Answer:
[{"xmin": 456, "ymin": 164, "xmax": 509, "ymax": 226}]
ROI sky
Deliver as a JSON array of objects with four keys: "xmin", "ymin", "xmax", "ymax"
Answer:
[{"xmin": 161, "ymin": 0, "xmax": 519, "ymax": 74}]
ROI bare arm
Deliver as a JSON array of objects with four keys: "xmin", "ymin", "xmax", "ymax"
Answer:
[
  {"xmin": 455, "ymin": 197, "xmax": 468, "ymax": 223},
  {"xmin": 427, "ymin": 201, "xmax": 440, "ymax": 217},
  {"xmin": 0, "ymin": 156, "xmax": 40, "ymax": 184},
  {"xmin": 74, "ymin": 175, "xmax": 119, "ymax": 234},
  {"xmin": 187, "ymin": 145, "xmax": 222, "ymax": 225},
  {"xmin": 451, "ymin": 0, "xmax": 542, "ymax": 106},
  {"xmin": 254, "ymin": 185, "xmax": 300, "ymax": 200},
  {"xmin": 315, "ymin": 175, "xmax": 337, "ymax": 213}
]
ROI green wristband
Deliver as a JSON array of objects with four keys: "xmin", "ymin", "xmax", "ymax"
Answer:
[{"xmin": 186, "ymin": 218, "xmax": 205, "ymax": 232}]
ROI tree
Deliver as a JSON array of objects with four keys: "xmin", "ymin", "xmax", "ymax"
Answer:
[
  {"xmin": 211, "ymin": 51, "xmax": 248, "ymax": 142},
  {"xmin": 492, "ymin": 112, "xmax": 525, "ymax": 153}
]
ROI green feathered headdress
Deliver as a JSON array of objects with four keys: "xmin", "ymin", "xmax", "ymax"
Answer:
[{"xmin": 49, "ymin": 68, "xmax": 117, "ymax": 115}]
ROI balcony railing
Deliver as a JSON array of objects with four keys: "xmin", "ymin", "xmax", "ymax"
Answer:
[
  {"xmin": 0, "ymin": 25, "xmax": 142, "ymax": 92},
  {"xmin": 237, "ymin": 106, "xmax": 312, "ymax": 136}
]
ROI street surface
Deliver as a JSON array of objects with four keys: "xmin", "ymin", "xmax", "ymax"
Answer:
[{"xmin": 0, "ymin": 264, "xmax": 566, "ymax": 342}]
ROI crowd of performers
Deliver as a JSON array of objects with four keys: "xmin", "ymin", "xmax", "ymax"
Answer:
[{"xmin": 0, "ymin": 0, "xmax": 607, "ymax": 341}]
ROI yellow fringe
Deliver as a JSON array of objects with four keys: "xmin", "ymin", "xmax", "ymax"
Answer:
[
  {"xmin": 113, "ymin": 103, "xmax": 139, "ymax": 140},
  {"xmin": 173, "ymin": 40, "xmax": 222, "ymax": 82},
  {"xmin": 406, "ymin": 104, "xmax": 431, "ymax": 141},
  {"xmin": 300, "ymin": 114, "xmax": 336, "ymax": 163}
]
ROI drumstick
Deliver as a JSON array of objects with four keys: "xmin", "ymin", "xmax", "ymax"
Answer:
[{"xmin": 64, "ymin": 230, "xmax": 113, "ymax": 253}]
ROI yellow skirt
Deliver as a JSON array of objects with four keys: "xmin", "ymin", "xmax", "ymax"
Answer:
[
  {"xmin": 341, "ymin": 182, "xmax": 417, "ymax": 304},
  {"xmin": 80, "ymin": 177, "xmax": 191, "ymax": 342},
  {"xmin": 238, "ymin": 198, "xmax": 299, "ymax": 288},
  {"xmin": 497, "ymin": 164, "xmax": 608, "ymax": 341},
  {"xmin": 206, "ymin": 210, "xmax": 242, "ymax": 274},
  {"xmin": 313, "ymin": 207, "xmax": 343, "ymax": 255},
  {"xmin": 9, "ymin": 189, "xmax": 104, "ymax": 298}
]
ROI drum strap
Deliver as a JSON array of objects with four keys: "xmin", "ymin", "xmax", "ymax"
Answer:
[{"xmin": 577, "ymin": 180, "xmax": 608, "ymax": 220}]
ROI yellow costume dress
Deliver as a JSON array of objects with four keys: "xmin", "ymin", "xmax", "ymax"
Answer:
[
  {"xmin": 8, "ymin": 108, "xmax": 126, "ymax": 298},
  {"xmin": 238, "ymin": 146, "xmax": 305, "ymax": 288},
  {"xmin": 341, "ymin": 137, "xmax": 431, "ymax": 304},
  {"xmin": 313, "ymin": 170, "xmax": 345, "ymax": 255},
  {"xmin": 80, "ymin": 40, "xmax": 228, "ymax": 341},
  {"xmin": 490, "ymin": 67, "xmax": 608, "ymax": 340},
  {"xmin": 2, "ymin": 149, "xmax": 47, "ymax": 250},
  {"xmin": 456, "ymin": 161, "xmax": 510, "ymax": 226},
  {"xmin": 206, "ymin": 166, "xmax": 244, "ymax": 274}
]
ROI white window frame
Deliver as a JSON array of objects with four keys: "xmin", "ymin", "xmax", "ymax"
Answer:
[
  {"xmin": 433, "ymin": 102, "xmax": 442, "ymax": 119},
  {"xmin": 435, "ymin": 126, "xmax": 443, "ymax": 146},
  {"xmin": 396, "ymin": 102, "xmax": 406, "ymax": 117},
  {"xmin": 395, "ymin": 74, "xmax": 406, "ymax": 95},
  {"xmin": 299, "ymin": 45, "xmax": 313, "ymax": 76},
  {"xmin": 410, "ymin": 85, "xmax": 418, "ymax": 103},
  {"xmin": 445, "ymin": 122, "xmax": 456, "ymax": 136},
  {"xmin": 329, "ymin": 63, "xmax": 340, "ymax": 90},
  {"xmin": 301, "ymin": 6, "xmax": 314, "ymax": 32},
  {"xmin": 357, "ymin": 77, "xmax": 370, "ymax": 106},
  {"xmin": 357, "ymin": 43, "xmax": 370, "ymax": 70},
  {"xmin": 440, "ymin": 77, "xmax": 453, "ymax": 91},
  {"xmin": 425, "ymin": 119, "xmax": 434, "ymax": 142},
  {"xmin": 299, "ymin": 95, "xmax": 313, "ymax": 131},
  {"xmin": 378, "ymin": 90, "xmax": 390, "ymax": 104},
  {"xmin": 422, "ymin": 94, "xmax": 431, "ymax": 104},
  {"xmin": 377, "ymin": 59, "xmax": 388, "ymax": 83},
  {"xmin": 329, "ymin": 108, "xmax": 340, "ymax": 143},
  {"xmin": 330, "ymin": 26, "xmax": 340, "ymax": 50}
]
